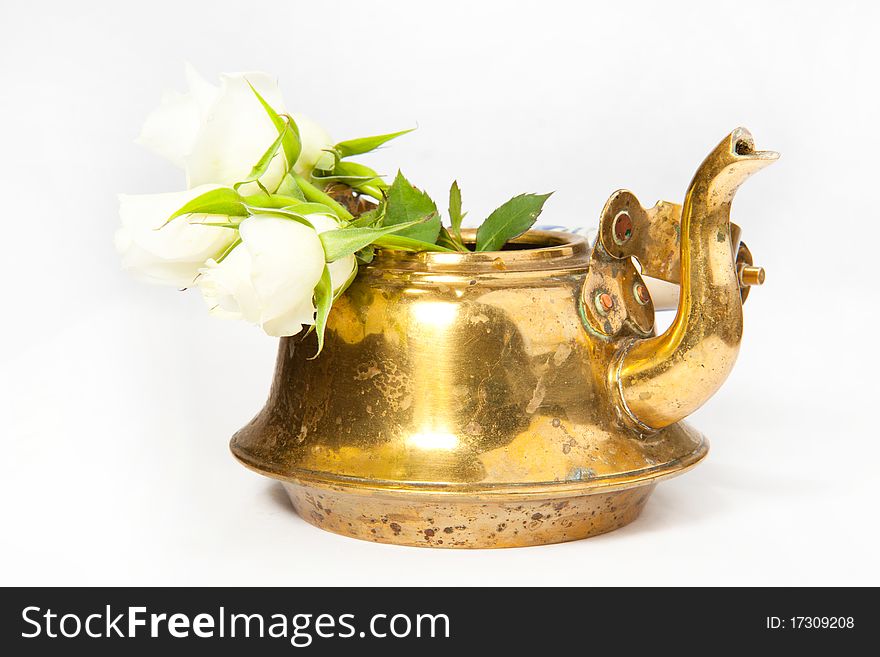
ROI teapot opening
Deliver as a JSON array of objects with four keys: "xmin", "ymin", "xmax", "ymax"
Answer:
[{"xmin": 464, "ymin": 237, "xmax": 568, "ymax": 252}]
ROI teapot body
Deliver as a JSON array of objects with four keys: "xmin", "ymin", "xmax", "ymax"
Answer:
[{"xmin": 231, "ymin": 230, "xmax": 705, "ymax": 547}]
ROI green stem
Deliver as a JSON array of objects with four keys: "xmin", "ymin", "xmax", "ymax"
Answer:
[
  {"xmin": 293, "ymin": 174, "xmax": 353, "ymax": 221},
  {"xmin": 356, "ymin": 184, "xmax": 385, "ymax": 201}
]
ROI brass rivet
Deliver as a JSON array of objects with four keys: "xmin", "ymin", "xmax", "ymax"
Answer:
[
  {"xmin": 634, "ymin": 283, "xmax": 650, "ymax": 305},
  {"xmin": 595, "ymin": 292, "xmax": 615, "ymax": 315},
  {"xmin": 612, "ymin": 211, "xmax": 633, "ymax": 245}
]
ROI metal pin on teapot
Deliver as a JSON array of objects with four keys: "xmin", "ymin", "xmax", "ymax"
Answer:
[{"xmin": 231, "ymin": 128, "xmax": 776, "ymax": 548}]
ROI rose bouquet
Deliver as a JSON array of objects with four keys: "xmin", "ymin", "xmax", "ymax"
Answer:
[{"xmin": 117, "ymin": 67, "xmax": 551, "ymax": 352}]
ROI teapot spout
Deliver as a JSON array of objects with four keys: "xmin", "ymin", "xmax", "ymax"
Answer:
[{"xmin": 612, "ymin": 128, "xmax": 777, "ymax": 431}]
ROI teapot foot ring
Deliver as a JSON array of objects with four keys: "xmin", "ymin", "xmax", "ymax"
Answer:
[{"xmin": 281, "ymin": 481, "xmax": 657, "ymax": 548}]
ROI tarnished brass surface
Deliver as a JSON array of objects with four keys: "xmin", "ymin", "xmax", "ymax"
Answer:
[
  {"xmin": 613, "ymin": 128, "xmax": 776, "ymax": 430},
  {"xmin": 231, "ymin": 128, "xmax": 773, "ymax": 547},
  {"xmin": 282, "ymin": 481, "xmax": 660, "ymax": 548}
]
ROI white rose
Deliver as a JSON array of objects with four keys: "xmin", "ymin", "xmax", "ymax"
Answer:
[
  {"xmin": 115, "ymin": 185, "xmax": 239, "ymax": 287},
  {"xmin": 197, "ymin": 214, "xmax": 356, "ymax": 337},
  {"xmin": 136, "ymin": 65, "xmax": 333, "ymax": 193},
  {"xmin": 293, "ymin": 113, "xmax": 336, "ymax": 176}
]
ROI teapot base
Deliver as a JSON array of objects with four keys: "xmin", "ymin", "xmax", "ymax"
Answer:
[
  {"xmin": 233, "ymin": 420, "xmax": 709, "ymax": 547},
  {"xmin": 280, "ymin": 480, "xmax": 658, "ymax": 548}
]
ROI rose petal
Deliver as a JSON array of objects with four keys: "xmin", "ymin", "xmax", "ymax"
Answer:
[
  {"xmin": 291, "ymin": 112, "xmax": 334, "ymax": 176},
  {"xmin": 239, "ymin": 215, "xmax": 326, "ymax": 334},
  {"xmin": 116, "ymin": 185, "xmax": 237, "ymax": 287},
  {"xmin": 307, "ymin": 213, "xmax": 357, "ymax": 291},
  {"xmin": 198, "ymin": 246, "xmax": 261, "ymax": 322},
  {"xmin": 135, "ymin": 66, "xmax": 218, "ymax": 169},
  {"xmin": 185, "ymin": 72, "xmax": 288, "ymax": 193}
]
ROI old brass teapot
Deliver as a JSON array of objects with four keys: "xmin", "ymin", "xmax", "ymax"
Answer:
[{"xmin": 231, "ymin": 128, "xmax": 775, "ymax": 548}]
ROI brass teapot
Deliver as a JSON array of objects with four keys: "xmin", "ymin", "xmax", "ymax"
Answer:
[{"xmin": 231, "ymin": 128, "xmax": 775, "ymax": 548}]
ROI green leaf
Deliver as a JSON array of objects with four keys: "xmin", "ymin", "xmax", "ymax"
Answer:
[
  {"xmin": 248, "ymin": 204, "xmax": 335, "ymax": 218},
  {"xmin": 193, "ymin": 222, "xmax": 241, "ymax": 229},
  {"xmin": 448, "ymin": 180, "xmax": 465, "ymax": 243},
  {"xmin": 247, "ymin": 81, "xmax": 301, "ymax": 168},
  {"xmin": 319, "ymin": 219, "xmax": 428, "ymax": 262},
  {"xmin": 475, "ymin": 192, "xmax": 553, "ymax": 252},
  {"xmin": 334, "ymin": 128, "xmax": 415, "ymax": 158},
  {"xmin": 314, "ymin": 149, "xmax": 339, "ymax": 171},
  {"xmin": 233, "ymin": 125, "xmax": 290, "ymax": 191},
  {"xmin": 214, "ymin": 237, "xmax": 242, "ymax": 264},
  {"xmin": 437, "ymin": 226, "xmax": 467, "ymax": 252},
  {"xmin": 355, "ymin": 246, "xmax": 375, "ymax": 264},
  {"xmin": 293, "ymin": 173, "xmax": 353, "ymax": 221},
  {"xmin": 279, "ymin": 202, "xmax": 338, "ymax": 216},
  {"xmin": 312, "ymin": 161, "xmax": 388, "ymax": 189},
  {"xmin": 312, "ymin": 173, "xmax": 379, "ymax": 186},
  {"xmin": 163, "ymin": 187, "xmax": 249, "ymax": 226},
  {"xmin": 349, "ymin": 205, "xmax": 383, "ymax": 228},
  {"xmin": 276, "ymin": 173, "xmax": 306, "ymax": 200},
  {"xmin": 242, "ymin": 193, "xmax": 305, "ymax": 208},
  {"xmin": 337, "ymin": 161, "xmax": 388, "ymax": 191},
  {"xmin": 244, "ymin": 194, "xmax": 337, "ymax": 218},
  {"xmin": 310, "ymin": 266, "xmax": 333, "ymax": 358},
  {"xmin": 372, "ymin": 234, "xmax": 454, "ymax": 252},
  {"xmin": 384, "ymin": 171, "xmax": 441, "ymax": 243},
  {"xmin": 311, "ymin": 161, "xmax": 387, "ymax": 201},
  {"xmin": 241, "ymin": 205, "xmax": 315, "ymax": 229}
]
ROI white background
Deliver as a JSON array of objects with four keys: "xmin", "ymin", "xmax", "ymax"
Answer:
[{"xmin": 1, "ymin": 0, "xmax": 878, "ymax": 586}]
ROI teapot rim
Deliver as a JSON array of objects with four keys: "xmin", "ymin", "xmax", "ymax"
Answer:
[{"xmin": 371, "ymin": 229, "xmax": 590, "ymax": 274}]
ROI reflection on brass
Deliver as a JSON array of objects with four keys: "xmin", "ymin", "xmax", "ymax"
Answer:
[{"xmin": 231, "ymin": 128, "xmax": 775, "ymax": 548}]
